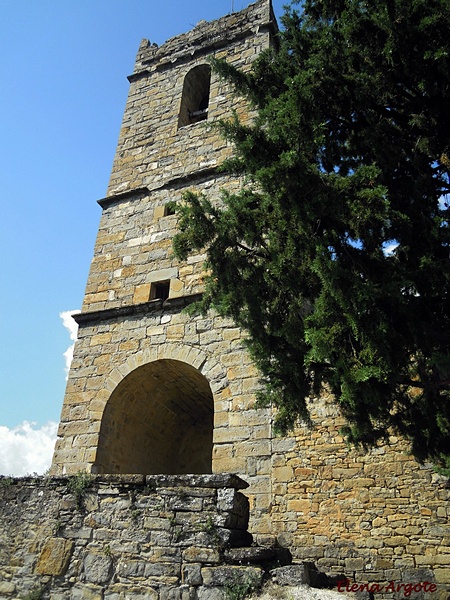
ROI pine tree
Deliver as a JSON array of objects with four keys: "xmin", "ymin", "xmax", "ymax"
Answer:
[{"xmin": 173, "ymin": 0, "xmax": 450, "ymax": 470}]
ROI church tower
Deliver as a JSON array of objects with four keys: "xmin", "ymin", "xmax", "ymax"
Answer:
[
  {"xmin": 48, "ymin": 3, "xmax": 450, "ymax": 581},
  {"xmin": 51, "ymin": 0, "xmax": 278, "ymax": 537}
]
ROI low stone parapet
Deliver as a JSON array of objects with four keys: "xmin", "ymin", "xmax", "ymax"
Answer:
[{"xmin": 0, "ymin": 473, "xmax": 263, "ymax": 599}]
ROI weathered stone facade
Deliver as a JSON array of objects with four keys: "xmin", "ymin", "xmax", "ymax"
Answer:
[
  {"xmin": 44, "ymin": 0, "xmax": 450, "ymax": 596},
  {"xmin": 0, "ymin": 474, "xmax": 266, "ymax": 599},
  {"xmin": 271, "ymin": 396, "xmax": 450, "ymax": 594},
  {"xmin": 50, "ymin": 0, "xmax": 276, "ymax": 539}
]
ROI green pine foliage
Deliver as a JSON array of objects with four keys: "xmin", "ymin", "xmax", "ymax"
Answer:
[{"xmin": 173, "ymin": 0, "xmax": 450, "ymax": 471}]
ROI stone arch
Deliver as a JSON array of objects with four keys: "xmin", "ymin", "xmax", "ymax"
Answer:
[
  {"xmin": 94, "ymin": 358, "xmax": 214, "ymax": 475},
  {"xmin": 104, "ymin": 344, "xmax": 226, "ymax": 396},
  {"xmin": 178, "ymin": 64, "xmax": 211, "ymax": 128}
]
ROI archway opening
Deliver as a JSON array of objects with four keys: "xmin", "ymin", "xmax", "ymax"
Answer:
[
  {"xmin": 178, "ymin": 64, "xmax": 211, "ymax": 128},
  {"xmin": 94, "ymin": 359, "xmax": 214, "ymax": 474}
]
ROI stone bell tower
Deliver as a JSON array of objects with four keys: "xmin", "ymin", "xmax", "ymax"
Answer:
[{"xmin": 51, "ymin": 0, "xmax": 278, "ymax": 536}]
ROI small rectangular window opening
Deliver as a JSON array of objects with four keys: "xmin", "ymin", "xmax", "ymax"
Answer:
[
  {"xmin": 150, "ymin": 281, "xmax": 170, "ymax": 302},
  {"xmin": 164, "ymin": 203, "xmax": 176, "ymax": 216}
]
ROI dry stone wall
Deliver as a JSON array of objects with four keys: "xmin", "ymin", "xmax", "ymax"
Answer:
[{"xmin": 0, "ymin": 474, "xmax": 263, "ymax": 600}]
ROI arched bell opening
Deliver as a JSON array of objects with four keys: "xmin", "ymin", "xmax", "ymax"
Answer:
[
  {"xmin": 178, "ymin": 64, "xmax": 211, "ymax": 128},
  {"xmin": 94, "ymin": 359, "xmax": 214, "ymax": 475}
]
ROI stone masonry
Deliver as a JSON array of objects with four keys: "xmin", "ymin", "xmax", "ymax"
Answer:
[
  {"xmin": 50, "ymin": 0, "xmax": 277, "ymax": 539},
  {"xmin": 271, "ymin": 395, "xmax": 450, "ymax": 596},
  {"xmin": 0, "ymin": 474, "xmax": 265, "ymax": 599},
  {"xmin": 46, "ymin": 1, "xmax": 450, "ymax": 597}
]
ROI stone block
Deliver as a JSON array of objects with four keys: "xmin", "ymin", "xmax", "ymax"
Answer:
[
  {"xmin": 182, "ymin": 563, "xmax": 202, "ymax": 585},
  {"xmin": 167, "ymin": 495, "xmax": 203, "ymax": 512},
  {"xmin": 35, "ymin": 538, "xmax": 74, "ymax": 576},
  {"xmin": 89, "ymin": 332, "xmax": 112, "ymax": 346},
  {"xmin": 272, "ymin": 466, "xmax": 294, "ymax": 483},
  {"xmin": 287, "ymin": 499, "xmax": 311, "ymax": 513},
  {"xmin": 434, "ymin": 568, "xmax": 450, "ymax": 584},
  {"xmin": 167, "ymin": 324, "xmax": 185, "ymax": 339},
  {"xmin": 332, "ymin": 468, "xmax": 360, "ymax": 478},
  {"xmin": 145, "ymin": 474, "xmax": 248, "ymax": 490},
  {"xmin": 375, "ymin": 558, "xmax": 393, "ymax": 569},
  {"xmin": 159, "ymin": 586, "xmax": 191, "ymax": 600},
  {"xmin": 83, "ymin": 551, "xmax": 113, "ymax": 584},
  {"xmin": 144, "ymin": 516, "xmax": 172, "ymax": 531},
  {"xmin": 223, "ymin": 328, "xmax": 241, "ymax": 340},
  {"xmin": 0, "ymin": 582, "xmax": 16, "ymax": 594},
  {"xmin": 144, "ymin": 562, "xmax": 180, "ymax": 578},
  {"xmin": 270, "ymin": 564, "xmax": 311, "ymax": 586},
  {"xmin": 217, "ymin": 489, "xmax": 249, "ymax": 517},
  {"xmin": 201, "ymin": 565, "xmax": 263, "ymax": 587},
  {"xmin": 117, "ymin": 559, "xmax": 146, "ymax": 578},
  {"xmin": 169, "ymin": 278, "xmax": 184, "ymax": 298},
  {"xmin": 105, "ymin": 585, "xmax": 158, "ymax": 600},
  {"xmin": 133, "ymin": 283, "xmax": 151, "ymax": 304},
  {"xmin": 148, "ymin": 267, "xmax": 178, "ymax": 282},
  {"xmin": 401, "ymin": 567, "xmax": 437, "ymax": 583},
  {"xmin": 154, "ymin": 205, "xmax": 165, "ymax": 219},
  {"xmin": 70, "ymin": 583, "xmax": 104, "ymax": 600},
  {"xmin": 183, "ymin": 547, "xmax": 222, "ymax": 564},
  {"xmin": 384, "ymin": 536, "xmax": 409, "ymax": 547},
  {"xmin": 242, "ymin": 377, "xmax": 261, "ymax": 393},
  {"xmin": 213, "ymin": 426, "xmax": 250, "ymax": 444},
  {"xmin": 196, "ymin": 587, "xmax": 226, "ymax": 600},
  {"xmin": 212, "ymin": 454, "xmax": 247, "ymax": 473},
  {"xmin": 343, "ymin": 478, "xmax": 375, "ymax": 489},
  {"xmin": 345, "ymin": 558, "xmax": 365, "ymax": 571}
]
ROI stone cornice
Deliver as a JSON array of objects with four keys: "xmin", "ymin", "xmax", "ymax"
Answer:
[
  {"xmin": 97, "ymin": 187, "xmax": 149, "ymax": 208},
  {"xmin": 156, "ymin": 165, "xmax": 222, "ymax": 191},
  {"xmin": 97, "ymin": 167, "xmax": 228, "ymax": 209},
  {"xmin": 73, "ymin": 294, "xmax": 203, "ymax": 327}
]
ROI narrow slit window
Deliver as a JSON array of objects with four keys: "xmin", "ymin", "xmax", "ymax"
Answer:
[
  {"xmin": 150, "ymin": 281, "xmax": 170, "ymax": 301},
  {"xmin": 178, "ymin": 64, "xmax": 211, "ymax": 128}
]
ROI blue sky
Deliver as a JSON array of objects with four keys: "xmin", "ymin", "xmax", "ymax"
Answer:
[{"xmin": 0, "ymin": 0, "xmax": 286, "ymax": 474}]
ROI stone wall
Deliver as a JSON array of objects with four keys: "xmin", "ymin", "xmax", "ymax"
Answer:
[
  {"xmin": 269, "ymin": 394, "xmax": 450, "ymax": 596},
  {"xmin": 0, "ymin": 474, "xmax": 264, "ymax": 599},
  {"xmin": 50, "ymin": 299, "xmax": 273, "ymax": 538},
  {"xmin": 2, "ymin": 471, "xmax": 448, "ymax": 599},
  {"xmin": 80, "ymin": 176, "xmax": 243, "ymax": 313}
]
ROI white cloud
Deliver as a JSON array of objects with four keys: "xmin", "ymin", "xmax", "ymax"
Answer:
[
  {"xmin": 60, "ymin": 309, "xmax": 80, "ymax": 378},
  {"xmin": 383, "ymin": 241, "xmax": 399, "ymax": 256},
  {"xmin": 0, "ymin": 421, "xmax": 58, "ymax": 476}
]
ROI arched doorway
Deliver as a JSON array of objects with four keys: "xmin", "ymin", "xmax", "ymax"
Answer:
[{"xmin": 94, "ymin": 359, "xmax": 214, "ymax": 474}]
